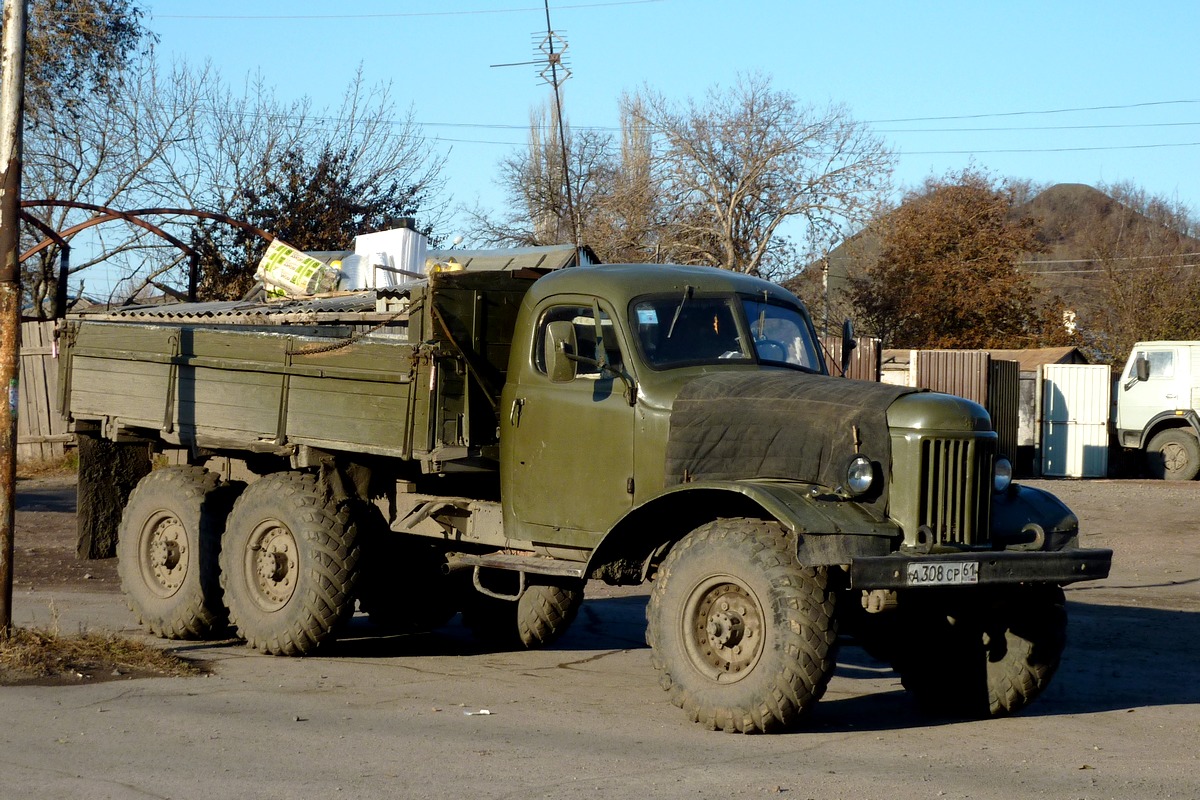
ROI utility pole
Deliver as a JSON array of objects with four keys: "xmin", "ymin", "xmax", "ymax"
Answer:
[
  {"xmin": 490, "ymin": 0, "xmax": 579, "ymax": 253},
  {"xmin": 0, "ymin": 0, "xmax": 27, "ymax": 638},
  {"xmin": 540, "ymin": 0, "xmax": 579, "ymax": 254}
]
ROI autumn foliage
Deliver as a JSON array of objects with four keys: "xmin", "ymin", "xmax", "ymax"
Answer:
[{"xmin": 850, "ymin": 170, "xmax": 1070, "ymax": 349}]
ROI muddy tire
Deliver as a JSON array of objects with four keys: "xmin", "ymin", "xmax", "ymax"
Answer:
[
  {"xmin": 892, "ymin": 586, "xmax": 1067, "ymax": 718},
  {"xmin": 645, "ymin": 518, "xmax": 838, "ymax": 733},
  {"xmin": 463, "ymin": 577, "xmax": 583, "ymax": 649},
  {"xmin": 117, "ymin": 466, "xmax": 236, "ymax": 639},
  {"xmin": 1146, "ymin": 429, "xmax": 1200, "ymax": 481},
  {"xmin": 219, "ymin": 472, "xmax": 359, "ymax": 656}
]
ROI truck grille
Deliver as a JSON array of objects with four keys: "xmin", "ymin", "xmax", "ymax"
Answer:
[{"xmin": 919, "ymin": 437, "xmax": 994, "ymax": 546}]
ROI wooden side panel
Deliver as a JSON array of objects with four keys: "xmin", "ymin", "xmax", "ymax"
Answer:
[
  {"xmin": 70, "ymin": 357, "xmax": 171, "ymax": 427},
  {"xmin": 174, "ymin": 367, "xmax": 283, "ymax": 440},
  {"xmin": 287, "ymin": 375, "xmax": 411, "ymax": 455},
  {"xmin": 66, "ymin": 319, "xmax": 422, "ymax": 455}
]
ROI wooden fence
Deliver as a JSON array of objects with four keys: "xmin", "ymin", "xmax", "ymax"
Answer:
[{"xmin": 18, "ymin": 320, "xmax": 69, "ymax": 462}]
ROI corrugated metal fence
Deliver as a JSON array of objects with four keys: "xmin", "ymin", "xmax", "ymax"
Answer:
[
  {"xmin": 915, "ymin": 350, "xmax": 1020, "ymax": 461},
  {"xmin": 820, "ymin": 335, "xmax": 881, "ymax": 382},
  {"xmin": 18, "ymin": 320, "xmax": 69, "ymax": 462}
]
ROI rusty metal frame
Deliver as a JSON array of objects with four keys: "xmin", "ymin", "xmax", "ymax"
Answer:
[{"xmin": 17, "ymin": 200, "xmax": 276, "ymax": 307}]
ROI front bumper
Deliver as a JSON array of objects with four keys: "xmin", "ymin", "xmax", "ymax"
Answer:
[{"xmin": 849, "ymin": 548, "xmax": 1112, "ymax": 590}]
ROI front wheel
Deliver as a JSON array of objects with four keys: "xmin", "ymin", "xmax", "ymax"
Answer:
[
  {"xmin": 219, "ymin": 472, "xmax": 359, "ymax": 656},
  {"xmin": 646, "ymin": 518, "xmax": 838, "ymax": 733},
  {"xmin": 891, "ymin": 586, "xmax": 1067, "ymax": 718},
  {"xmin": 463, "ymin": 576, "xmax": 584, "ymax": 649},
  {"xmin": 1146, "ymin": 429, "xmax": 1200, "ymax": 481}
]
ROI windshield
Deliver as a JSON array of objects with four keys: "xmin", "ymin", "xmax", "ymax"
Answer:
[{"xmin": 632, "ymin": 294, "xmax": 823, "ymax": 372}]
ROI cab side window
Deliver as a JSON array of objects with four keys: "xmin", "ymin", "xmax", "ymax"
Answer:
[
  {"xmin": 1134, "ymin": 350, "xmax": 1175, "ymax": 379},
  {"xmin": 534, "ymin": 304, "xmax": 623, "ymax": 376}
]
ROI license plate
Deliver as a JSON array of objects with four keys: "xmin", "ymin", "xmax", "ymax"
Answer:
[{"xmin": 906, "ymin": 560, "xmax": 980, "ymax": 586}]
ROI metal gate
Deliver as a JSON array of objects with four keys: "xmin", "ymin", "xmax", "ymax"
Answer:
[{"xmin": 1040, "ymin": 364, "xmax": 1110, "ymax": 478}]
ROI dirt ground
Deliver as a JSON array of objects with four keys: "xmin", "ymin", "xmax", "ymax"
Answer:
[
  {"xmin": 5, "ymin": 472, "xmax": 1199, "ymax": 800},
  {"xmin": 13, "ymin": 473, "xmax": 119, "ymax": 594}
]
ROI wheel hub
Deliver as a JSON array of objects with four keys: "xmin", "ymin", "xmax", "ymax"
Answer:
[
  {"xmin": 684, "ymin": 579, "xmax": 765, "ymax": 683},
  {"xmin": 142, "ymin": 514, "xmax": 188, "ymax": 596},
  {"xmin": 1163, "ymin": 442, "xmax": 1188, "ymax": 470},
  {"xmin": 247, "ymin": 523, "xmax": 298, "ymax": 610},
  {"xmin": 706, "ymin": 610, "xmax": 746, "ymax": 648}
]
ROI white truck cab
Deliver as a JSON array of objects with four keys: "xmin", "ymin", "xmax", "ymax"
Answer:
[{"xmin": 1115, "ymin": 341, "xmax": 1200, "ymax": 480}]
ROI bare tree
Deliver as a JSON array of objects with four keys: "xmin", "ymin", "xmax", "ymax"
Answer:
[
  {"xmin": 15, "ymin": 0, "xmax": 168, "ymax": 314},
  {"xmin": 636, "ymin": 73, "xmax": 893, "ymax": 281},
  {"xmin": 466, "ymin": 99, "xmax": 616, "ymax": 252},
  {"xmin": 588, "ymin": 93, "xmax": 675, "ymax": 263},
  {"xmin": 1081, "ymin": 182, "xmax": 1200, "ymax": 361},
  {"xmin": 22, "ymin": 57, "xmax": 200, "ymax": 314},
  {"xmin": 171, "ymin": 67, "xmax": 449, "ymax": 299},
  {"xmin": 22, "ymin": 55, "xmax": 450, "ymax": 307}
]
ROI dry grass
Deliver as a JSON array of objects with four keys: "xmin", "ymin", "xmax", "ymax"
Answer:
[
  {"xmin": 16, "ymin": 450, "xmax": 78, "ymax": 479},
  {"xmin": 0, "ymin": 621, "xmax": 200, "ymax": 684}
]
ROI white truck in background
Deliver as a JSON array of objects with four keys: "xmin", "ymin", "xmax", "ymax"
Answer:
[{"xmin": 1115, "ymin": 341, "xmax": 1200, "ymax": 480}]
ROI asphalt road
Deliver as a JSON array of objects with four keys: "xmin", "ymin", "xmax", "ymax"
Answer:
[{"xmin": 3, "ymin": 478, "xmax": 1198, "ymax": 800}]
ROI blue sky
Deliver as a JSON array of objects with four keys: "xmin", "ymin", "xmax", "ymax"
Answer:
[{"xmin": 146, "ymin": 0, "xmax": 1199, "ymax": 241}]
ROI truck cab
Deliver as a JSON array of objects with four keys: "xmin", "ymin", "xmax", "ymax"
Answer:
[{"xmin": 1116, "ymin": 341, "xmax": 1200, "ymax": 480}]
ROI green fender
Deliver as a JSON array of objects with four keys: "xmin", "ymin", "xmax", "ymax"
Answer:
[{"xmin": 585, "ymin": 479, "xmax": 902, "ymax": 583}]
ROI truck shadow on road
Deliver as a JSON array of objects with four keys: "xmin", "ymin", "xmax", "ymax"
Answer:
[
  {"xmin": 809, "ymin": 599, "xmax": 1200, "ymax": 732},
  {"xmin": 332, "ymin": 595, "xmax": 654, "ymax": 659},
  {"xmin": 332, "ymin": 594, "xmax": 1200, "ymax": 731}
]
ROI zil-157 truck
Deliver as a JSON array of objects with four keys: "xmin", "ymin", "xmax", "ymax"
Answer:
[{"xmin": 58, "ymin": 254, "xmax": 1111, "ymax": 733}]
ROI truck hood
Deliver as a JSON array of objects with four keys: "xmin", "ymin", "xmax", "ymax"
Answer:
[{"xmin": 664, "ymin": 371, "xmax": 916, "ymax": 513}]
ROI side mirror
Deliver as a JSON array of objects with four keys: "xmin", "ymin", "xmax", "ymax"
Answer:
[
  {"xmin": 544, "ymin": 320, "xmax": 579, "ymax": 383},
  {"xmin": 840, "ymin": 319, "xmax": 857, "ymax": 377},
  {"xmin": 1135, "ymin": 355, "xmax": 1150, "ymax": 382}
]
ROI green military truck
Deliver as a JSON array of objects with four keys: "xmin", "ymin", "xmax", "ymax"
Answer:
[{"xmin": 59, "ymin": 255, "xmax": 1111, "ymax": 732}]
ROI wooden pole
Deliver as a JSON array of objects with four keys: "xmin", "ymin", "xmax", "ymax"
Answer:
[{"xmin": 0, "ymin": 0, "xmax": 28, "ymax": 638}]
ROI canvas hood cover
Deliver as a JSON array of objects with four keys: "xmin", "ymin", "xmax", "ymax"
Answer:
[{"xmin": 665, "ymin": 371, "xmax": 916, "ymax": 512}]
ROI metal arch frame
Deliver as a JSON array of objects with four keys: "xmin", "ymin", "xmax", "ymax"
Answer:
[{"xmin": 17, "ymin": 200, "xmax": 276, "ymax": 307}]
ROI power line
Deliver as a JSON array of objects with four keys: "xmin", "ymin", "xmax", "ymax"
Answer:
[
  {"xmin": 901, "ymin": 141, "xmax": 1200, "ymax": 156},
  {"xmin": 869, "ymin": 99, "xmax": 1200, "ymax": 124},
  {"xmin": 1022, "ymin": 263, "xmax": 1200, "ymax": 277},
  {"xmin": 152, "ymin": 0, "xmax": 663, "ymax": 21},
  {"xmin": 1018, "ymin": 251, "xmax": 1200, "ymax": 265},
  {"xmin": 880, "ymin": 121, "xmax": 1200, "ymax": 134}
]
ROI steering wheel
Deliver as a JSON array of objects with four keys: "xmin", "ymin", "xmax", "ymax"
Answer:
[{"xmin": 755, "ymin": 338, "xmax": 788, "ymax": 362}]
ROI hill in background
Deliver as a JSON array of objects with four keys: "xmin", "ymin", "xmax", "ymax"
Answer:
[{"xmin": 820, "ymin": 182, "xmax": 1200, "ymax": 330}]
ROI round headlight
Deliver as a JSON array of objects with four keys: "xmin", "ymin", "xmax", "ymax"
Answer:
[
  {"xmin": 993, "ymin": 457, "xmax": 1013, "ymax": 494},
  {"xmin": 845, "ymin": 455, "xmax": 874, "ymax": 496}
]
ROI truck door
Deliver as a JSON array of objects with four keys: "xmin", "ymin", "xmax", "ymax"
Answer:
[
  {"xmin": 503, "ymin": 299, "xmax": 636, "ymax": 544},
  {"xmin": 1117, "ymin": 345, "xmax": 1183, "ymax": 434}
]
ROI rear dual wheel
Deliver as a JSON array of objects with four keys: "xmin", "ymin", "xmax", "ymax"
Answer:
[
  {"xmin": 219, "ymin": 472, "xmax": 360, "ymax": 656},
  {"xmin": 117, "ymin": 466, "xmax": 237, "ymax": 639}
]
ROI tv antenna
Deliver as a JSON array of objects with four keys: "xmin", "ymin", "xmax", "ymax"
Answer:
[{"xmin": 491, "ymin": 0, "xmax": 580, "ymax": 251}]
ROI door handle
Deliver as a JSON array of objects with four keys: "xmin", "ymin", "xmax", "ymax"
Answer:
[{"xmin": 509, "ymin": 397, "xmax": 526, "ymax": 426}]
